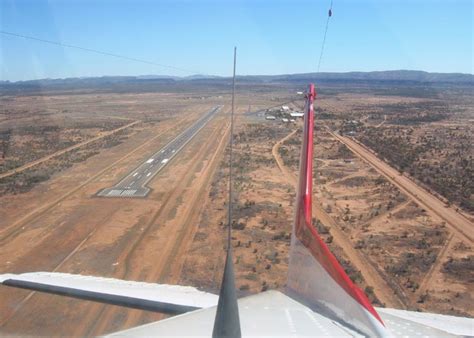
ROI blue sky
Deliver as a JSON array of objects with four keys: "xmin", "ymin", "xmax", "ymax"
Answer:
[{"xmin": 1, "ymin": 0, "xmax": 472, "ymax": 81}]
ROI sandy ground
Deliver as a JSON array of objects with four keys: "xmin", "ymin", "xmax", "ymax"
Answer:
[
  {"xmin": 0, "ymin": 103, "xmax": 230, "ymax": 336},
  {"xmin": 329, "ymin": 129, "xmax": 473, "ymax": 244},
  {"xmin": 314, "ymin": 126, "xmax": 472, "ymax": 316},
  {"xmin": 0, "ymin": 120, "xmax": 140, "ymax": 180},
  {"xmin": 0, "ymin": 86, "xmax": 472, "ymax": 336},
  {"xmin": 272, "ymin": 129, "xmax": 405, "ymax": 309},
  {"xmin": 239, "ymin": 113, "xmax": 472, "ymax": 316}
]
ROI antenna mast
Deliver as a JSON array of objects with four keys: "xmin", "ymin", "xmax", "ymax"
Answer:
[{"xmin": 212, "ymin": 47, "xmax": 241, "ymax": 338}]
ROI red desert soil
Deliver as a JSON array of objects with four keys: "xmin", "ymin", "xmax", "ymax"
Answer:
[
  {"xmin": 328, "ymin": 129, "xmax": 473, "ymax": 244},
  {"xmin": 272, "ymin": 129, "xmax": 405, "ymax": 309},
  {"xmin": 0, "ymin": 120, "xmax": 140, "ymax": 180},
  {"xmin": 0, "ymin": 106, "xmax": 230, "ymax": 336}
]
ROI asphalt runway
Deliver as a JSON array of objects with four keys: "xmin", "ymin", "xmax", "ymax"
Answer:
[{"xmin": 97, "ymin": 105, "xmax": 222, "ymax": 198}]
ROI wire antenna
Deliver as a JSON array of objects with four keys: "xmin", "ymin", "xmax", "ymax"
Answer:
[
  {"xmin": 316, "ymin": 0, "xmax": 333, "ymax": 73},
  {"xmin": 227, "ymin": 47, "xmax": 237, "ymax": 245},
  {"xmin": 212, "ymin": 46, "xmax": 241, "ymax": 338},
  {"xmin": 0, "ymin": 30, "xmax": 200, "ymax": 74}
]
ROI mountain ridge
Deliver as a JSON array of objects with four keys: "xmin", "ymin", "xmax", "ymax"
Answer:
[{"xmin": 1, "ymin": 70, "xmax": 472, "ymax": 85}]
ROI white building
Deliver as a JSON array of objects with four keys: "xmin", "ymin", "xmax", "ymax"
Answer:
[{"xmin": 290, "ymin": 112, "xmax": 304, "ymax": 118}]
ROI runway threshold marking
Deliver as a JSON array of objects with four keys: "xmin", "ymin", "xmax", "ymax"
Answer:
[{"xmin": 97, "ymin": 105, "xmax": 223, "ymax": 198}]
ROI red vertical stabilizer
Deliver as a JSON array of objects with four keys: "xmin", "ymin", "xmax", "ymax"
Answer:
[{"xmin": 287, "ymin": 84, "xmax": 388, "ymax": 337}]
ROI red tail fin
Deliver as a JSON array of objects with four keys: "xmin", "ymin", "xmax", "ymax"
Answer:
[{"xmin": 287, "ymin": 84, "xmax": 388, "ymax": 336}]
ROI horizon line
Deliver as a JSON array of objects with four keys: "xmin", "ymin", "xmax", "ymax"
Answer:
[{"xmin": 2, "ymin": 69, "xmax": 473, "ymax": 84}]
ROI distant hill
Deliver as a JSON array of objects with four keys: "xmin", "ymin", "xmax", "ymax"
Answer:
[
  {"xmin": 240, "ymin": 70, "xmax": 474, "ymax": 84},
  {"xmin": 2, "ymin": 70, "xmax": 472, "ymax": 85},
  {"xmin": 0, "ymin": 70, "xmax": 471, "ymax": 95}
]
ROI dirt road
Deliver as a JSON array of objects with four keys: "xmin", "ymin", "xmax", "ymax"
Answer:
[
  {"xmin": 272, "ymin": 129, "xmax": 405, "ymax": 308},
  {"xmin": 0, "ymin": 117, "xmax": 188, "ymax": 246},
  {"xmin": 0, "ymin": 120, "xmax": 141, "ymax": 180},
  {"xmin": 0, "ymin": 107, "xmax": 229, "ymax": 336},
  {"xmin": 271, "ymin": 129, "xmax": 298, "ymax": 179},
  {"xmin": 0, "ymin": 115, "xmax": 194, "ymax": 327},
  {"xmin": 416, "ymin": 233, "xmax": 456, "ymax": 296},
  {"xmin": 329, "ymin": 130, "xmax": 473, "ymax": 244},
  {"xmin": 85, "ymin": 121, "xmax": 230, "ymax": 335}
]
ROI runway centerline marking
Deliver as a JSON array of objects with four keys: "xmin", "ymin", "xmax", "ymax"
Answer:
[{"xmin": 97, "ymin": 105, "xmax": 223, "ymax": 198}]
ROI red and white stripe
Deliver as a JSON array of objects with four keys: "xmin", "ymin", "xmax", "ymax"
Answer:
[{"xmin": 287, "ymin": 84, "xmax": 389, "ymax": 337}]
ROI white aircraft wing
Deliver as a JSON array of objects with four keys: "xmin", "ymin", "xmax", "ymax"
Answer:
[
  {"xmin": 376, "ymin": 307, "xmax": 474, "ymax": 337},
  {"xmin": 0, "ymin": 272, "xmax": 218, "ymax": 314},
  {"xmin": 0, "ymin": 273, "xmax": 470, "ymax": 337},
  {"xmin": 105, "ymin": 290, "xmax": 469, "ymax": 337}
]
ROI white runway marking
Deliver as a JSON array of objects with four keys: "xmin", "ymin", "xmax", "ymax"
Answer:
[
  {"xmin": 107, "ymin": 189, "xmax": 123, "ymax": 196},
  {"xmin": 120, "ymin": 189, "xmax": 137, "ymax": 196},
  {"xmin": 98, "ymin": 106, "xmax": 222, "ymax": 198}
]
